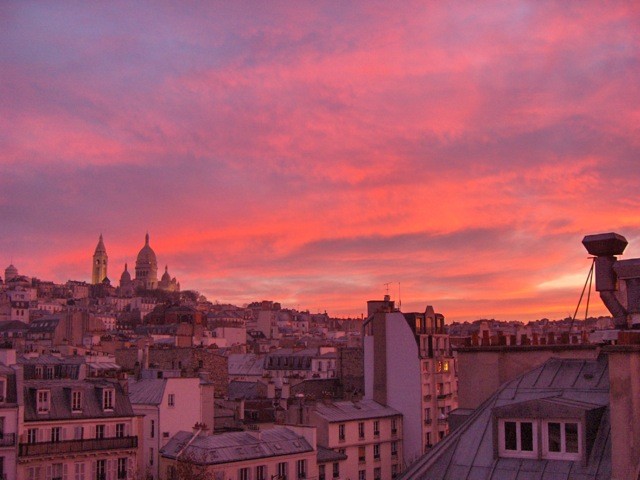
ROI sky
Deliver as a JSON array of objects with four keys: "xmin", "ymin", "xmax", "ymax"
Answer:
[{"xmin": 1, "ymin": 2, "xmax": 639, "ymax": 321}]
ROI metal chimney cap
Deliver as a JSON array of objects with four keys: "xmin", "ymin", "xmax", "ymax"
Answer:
[{"xmin": 582, "ymin": 232, "xmax": 628, "ymax": 256}]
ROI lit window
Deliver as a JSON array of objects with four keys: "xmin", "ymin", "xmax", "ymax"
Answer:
[
  {"xmin": 358, "ymin": 446, "xmax": 366, "ymax": 463},
  {"xmin": 543, "ymin": 420, "xmax": 581, "ymax": 460},
  {"xmin": 498, "ymin": 419, "xmax": 537, "ymax": 458},
  {"xmin": 443, "ymin": 361, "xmax": 450, "ymax": 372}
]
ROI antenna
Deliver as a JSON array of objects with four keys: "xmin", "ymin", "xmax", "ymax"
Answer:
[
  {"xmin": 398, "ymin": 282, "xmax": 401, "ymax": 310},
  {"xmin": 383, "ymin": 282, "xmax": 391, "ymax": 295}
]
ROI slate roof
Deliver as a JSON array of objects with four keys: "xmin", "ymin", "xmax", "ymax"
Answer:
[
  {"xmin": 23, "ymin": 379, "xmax": 134, "ymax": 421},
  {"xmin": 228, "ymin": 353, "xmax": 265, "ymax": 376},
  {"xmin": 313, "ymin": 399, "xmax": 402, "ymax": 422},
  {"xmin": 399, "ymin": 357, "xmax": 611, "ymax": 480},
  {"xmin": 160, "ymin": 427, "xmax": 314, "ymax": 465},
  {"xmin": 228, "ymin": 380, "xmax": 263, "ymax": 400},
  {"xmin": 317, "ymin": 445, "xmax": 348, "ymax": 463},
  {"xmin": 128, "ymin": 378, "xmax": 167, "ymax": 405}
]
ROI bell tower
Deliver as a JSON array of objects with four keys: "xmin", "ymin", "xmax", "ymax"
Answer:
[{"xmin": 92, "ymin": 234, "xmax": 108, "ymax": 284}]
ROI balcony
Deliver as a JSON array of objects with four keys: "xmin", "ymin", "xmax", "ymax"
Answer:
[
  {"xmin": 0, "ymin": 433, "xmax": 16, "ymax": 447},
  {"xmin": 19, "ymin": 436, "xmax": 137, "ymax": 457},
  {"xmin": 437, "ymin": 393, "xmax": 452, "ymax": 400}
]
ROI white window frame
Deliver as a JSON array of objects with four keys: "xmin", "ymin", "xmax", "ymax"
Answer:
[
  {"xmin": 497, "ymin": 419, "xmax": 538, "ymax": 459},
  {"xmin": 542, "ymin": 419, "xmax": 582, "ymax": 461},
  {"xmin": 71, "ymin": 390, "xmax": 83, "ymax": 412},
  {"xmin": 168, "ymin": 393, "xmax": 175, "ymax": 407},
  {"xmin": 37, "ymin": 389, "xmax": 50, "ymax": 413},
  {"xmin": 103, "ymin": 388, "xmax": 114, "ymax": 411}
]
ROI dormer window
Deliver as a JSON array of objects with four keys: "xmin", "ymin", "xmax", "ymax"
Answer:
[
  {"xmin": 102, "ymin": 388, "xmax": 114, "ymax": 411},
  {"xmin": 498, "ymin": 419, "xmax": 537, "ymax": 458},
  {"xmin": 543, "ymin": 420, "xmax": 581, "ymax": 461},
  {"xmin": 71, "ymin": 390, "xmax": 83, "ymax": 412},
  {"xmin": 37, "ymin": 389, "xmax": 50, "ymax": 413}
]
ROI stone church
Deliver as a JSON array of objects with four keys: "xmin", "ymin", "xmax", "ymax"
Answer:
[{"xmin": 91, "ymin": 233, "xmax": 180, "ymax": 295}]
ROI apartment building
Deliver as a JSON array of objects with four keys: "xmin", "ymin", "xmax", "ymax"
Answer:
[
  {"xmin": 18, "ymin": 378, "xmax": 138, "ymax": 480},
  {"xmin": 364, "ymin": 298, "xmax": 457, "ymax": 463},
  {"xmin": 128, "ymin": 375, "xmax": 214, "ymax": 480},
  {"xmin": 310, "ymin": 399, "xmax": 403, "ymax": 480},
  {"xmin": 160, "ymin": 426, "xmax": 317, "ymax": 480}
]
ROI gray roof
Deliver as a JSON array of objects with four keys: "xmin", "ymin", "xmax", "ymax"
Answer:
[
  {"xmin": 313, "ymin": 399, "xmax": 402, "ymax": 422},
  {"xmin": 317, "ymin": 445, "xmax": 348, "ymax": 463},
  {"xmin": 228, "ymin": 380, "xmax": 264, "ymax": 400},
  {"xmin": 228, "ymin": 353, "xmax": 265, "ymax": 376},
  {"xmin": 128, "ymin": 378, "xmax": 167, "ymax": 405},
  {"xmin": 160, "ymin": 426, "xmax": 313, "ymax": 465},
  {"xmin": 399, "ymin": 357, "xmax": 611, "ymax": 480},
  {"xmin": 23, "ymin": 379, "xmax": 135, "ymax": 421}
]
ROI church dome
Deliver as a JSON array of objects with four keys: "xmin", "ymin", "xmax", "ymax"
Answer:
[
  {"xmin": 136, "ymin": 233, "xmax": 158, "ymax": 268},
  {"xmin": 120, "ymin": 263, "xmax": 132, "ymax": 283},
  {"xmin": 161, "ymin": 265, "xmax": 171, "ymax": 282}
]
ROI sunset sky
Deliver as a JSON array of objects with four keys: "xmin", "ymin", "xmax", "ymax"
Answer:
[{"xmin": 2, "ymin": 2, "xmax": 639, "ymax": 321}]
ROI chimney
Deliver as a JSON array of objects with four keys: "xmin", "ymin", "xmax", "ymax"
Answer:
[{"xmin": 582, "ymin": 232, "xmax": 629, "ymax": 328}]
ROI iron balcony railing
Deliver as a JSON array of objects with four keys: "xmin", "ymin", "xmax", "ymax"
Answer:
[{"xmin": 19, "ymin": 436, "xmax": 137, "ymax": 457}]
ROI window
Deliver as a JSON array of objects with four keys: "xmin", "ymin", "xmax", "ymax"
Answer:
[
  {"xmin": 37, "ymin": 390, "xmax": 50, "ymax": 413},
  {"xmin": 150, "ymin": 420, "xmax": 155, "ymax": 438},
  {"xmin": 74, "ymin": 462, "xmax": 85, "ymax": 480},
  {"xmin": 52, "ymin": 463, "xmax": 63, "ymax": 480},
  {"xmin": 391, "ymin": 464, "xmax": 398, "ymax": 479},
  {"xmin": 543, "ymin": 420, "xmax": 581, "ymax": 460},
  {"xmin": 338, "ymin": 423, "xmax": 345, "ymax": 441},
  {"xmin": 296, "ymin": 459, "xmax": 307, "ymax": 479},
  {"xmin": 359, "ymin": 470, "xmax": 366, "ymax": 480},
  {"xmin": 72, "ymin": 391, "xmax": 83, "ymax": 411},
  {"xmin": 27, "ymin": 428, "xmax": 38, "ymax": 444},
  {"xmin": 51, "ymin": 427, "xmax": 62, "ymax": 442},
  {"xmin": 149, "ymin": 448, "xmax": 154, "ymax": 465},
  {"xmin": 116, "ymin": 423, "xmax": 125, "ymax": 438},
  {"xmin": 75, "ymin": 426, "xmax": 84, "ymax": 440},
  {"xmin": 28, "ymin": 466, "xmax": 42, "ymax": 480},
  {"xmin": 277, "ymin": 462, "xmax": 287, "ymax": 478},
  {"xmin": 374, "ymin": 467, "xmax": 381, "ymax": 480},
  {"xmin": 358, "ymin": 446, "xmax": 366, "ymax": 463},
  {"xmin": 498, "ymin": 419, "xmax": 537, "ymax": 458},
  {"xmin": 391, "ymin": 418, "xmax": 397, "ymax": 436},
  {"xmin": 96, "ymin": 460, "xmax": 106, "ymax": 480},
  {"xmin": 117, "ymin": 458, "xmax": 127, "ymax": 479},
  {"xmin": 166, "ymin": 466, "xmax": 177, "ymax": 480},
  {"xmin": 373, "ymin": 443, "xmax": 380, "ymax": 460},
  {"xmin": 102, "ymin": 389, "xmax": 114, "ymax": 410},
  {"xmin": 358, "ymin": 422, "xmax": 365, "ymax": 439},
  {"xmin": 332, "ymin": 462, "xmax": 339, "ymax": 479},
  {"xmin": 373, "ymin": 420, "xmax": 380, "ymax": 436},
  {"xmin": 256, "ymin": 465, "xmax": 266, "ymax": 480},
  {"xmin": 95, "ymin": 424, "xmax": 105, "ymax": 439},
  {"xmin": 391, "ymin": 441, "xmax": 398, "ymax": 457},
  {"xmin": 168, "ymin": 393, "xmax": 175, "ymax": 407},
  {"xmin": 238, "ymin": 467, "xmax": 250, "ymax": 480}
]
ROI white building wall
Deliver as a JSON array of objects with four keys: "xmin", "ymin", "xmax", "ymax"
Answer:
[{"xmin": 384, "ymin": 312, "xmax": 422, "ymax": 464}]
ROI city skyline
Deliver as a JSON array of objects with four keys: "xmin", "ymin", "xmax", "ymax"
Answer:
[{"xmin": 2, "ymin": 2, "xmax": 639, "ymax": 321}]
